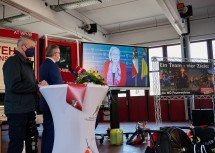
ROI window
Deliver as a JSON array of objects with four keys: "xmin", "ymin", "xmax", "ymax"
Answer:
[
  {"xmin": 118, "ymin": 90, "xmax": 126, "ymax": 97},
  {"xmin": 118, "ymin": 93, "xmax": 126, "ymax": 97},
  {"xmin": 167, "ymin": 45, "xmax": 182, "ymax": 60},
  {"xmin": 212, "ymin": 40, "xmax": 215, "ymax": 59},
  {"xmin": 190, "ymin": 41, "xmax": 208, "ymax": 61},
  {"xmin": 130, "ymin": 90, "xmax": 145, "ymax": 96},
  {"xmin": 57, "ymin": 45, "xmax": 71, "ymax": 68},
  {"xmin": 149, "ymin": 47, "xmax": 163, "ymax": 95},
  {"xmin": 149, "ymin": 47, "xmax": 163, "ymax": 71}
]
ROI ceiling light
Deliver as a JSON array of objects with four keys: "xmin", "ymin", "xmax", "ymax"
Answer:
[
  {"xmin": 50, "ymin": 0, "xmax": 102, "ymax": 12},
  {"xmin": 0, "ymin": 14, "xmax": 30, "ymax": 25}
]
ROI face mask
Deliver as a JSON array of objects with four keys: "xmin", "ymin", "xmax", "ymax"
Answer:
[
  {"xmin": 25, "ymin": 48, "xmax": 35, "ymax": 57},
  {"xmin": 57, "ymin": 56, "xmax": 60, "ymax": 62}
]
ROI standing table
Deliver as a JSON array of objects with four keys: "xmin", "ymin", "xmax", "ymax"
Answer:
[{"xmin": 40, "ymin": 84, "xmax": 108, "ymax": 153}]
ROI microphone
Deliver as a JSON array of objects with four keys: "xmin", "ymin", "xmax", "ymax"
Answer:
[
  {"xmin": 74, "ymin": 65, "xmax": 87, "ymax": 75},
  {"xmin": 68, "ymin": 66, "xmax": 79, "ymax": 77},
  {"xmin": 73, "ymin": 65, "xmax": 91, "ymax": 81}
]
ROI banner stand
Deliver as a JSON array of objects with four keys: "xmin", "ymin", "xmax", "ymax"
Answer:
[{"xmin": 151, "ymin": 56, "xmax": 215, "ymax": 128}]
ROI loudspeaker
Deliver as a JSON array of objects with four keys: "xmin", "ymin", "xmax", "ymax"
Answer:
[
  {"xmin": 180, "ymin": 5, "xmax": 193, "ymax": 18},
  {"xmin": 192, "ymin": 109, "xmax": 214, "ymax": 126},
  {"xmin": 84, "ymin": 23, "xmax": 97, "ymax": 34}
]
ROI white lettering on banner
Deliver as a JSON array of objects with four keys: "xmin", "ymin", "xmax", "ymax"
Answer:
[
  {"xmin": 159, "ymin": 62, "xmax": 167, "ymax": 68},
  {"xmin": 160, "ymin": 62, "xmax": 210, "ymax": 69},
  {"xmin": 186, "ymin": 64, "xmax": 196, "ymax": 68},
  {"xmin": 168, "ymin": 62, "xmax": 182, "ymax": 68},
  {"xmin": 60, "ymin": 68, "xmax": 69, "ymax": 72},
  {"xmin": 197, "ymin": 63, "xmax": 209, "ymax": 69},
  {"xmin": 14, "ymin": 30, "xmax": 32, "ymax": 36}
]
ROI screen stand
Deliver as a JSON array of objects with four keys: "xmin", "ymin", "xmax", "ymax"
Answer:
[{"xmin": 110, "ymin": 90, "xmax": 120, "ymax": 129}]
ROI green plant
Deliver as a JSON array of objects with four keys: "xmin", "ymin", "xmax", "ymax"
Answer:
[{"xmin": 75, "ymin": 69, "xmax": 106, "ymax": 85}]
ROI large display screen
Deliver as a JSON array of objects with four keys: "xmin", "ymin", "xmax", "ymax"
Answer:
[
  {"xmin": 159, "ymin": 61, "xmax": 214, "ymax": 95},
  {"xmin": 82, "ymin": 42, "xmax": 149, "ymax": 89}
]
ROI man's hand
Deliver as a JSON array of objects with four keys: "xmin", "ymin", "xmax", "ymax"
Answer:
[{"xmin": 39, "ymin": 80, "xmax": 48, "ymax": 87}]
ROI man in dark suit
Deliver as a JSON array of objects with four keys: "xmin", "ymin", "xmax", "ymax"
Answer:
[{"xmin": 39, "ymin": 44, "xmax": 63, "ymax": 153}]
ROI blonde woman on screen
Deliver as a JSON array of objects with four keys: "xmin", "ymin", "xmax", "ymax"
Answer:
[{"xmin": 102, "ymin": 47, "xmax": 126, "ymax": 86}]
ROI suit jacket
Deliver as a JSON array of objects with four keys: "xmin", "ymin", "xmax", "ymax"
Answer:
[
  {"xmin": 102, "ymin": 61, "xmax": 127, "ymax": 86},
  {"xmin": 39, "ymin": 58, "xmax": 63, "ymax": 113}
]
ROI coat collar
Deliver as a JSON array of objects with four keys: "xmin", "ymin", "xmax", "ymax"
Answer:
[{"xmin": 14, "ymin": 50, "xmax": 33, "ymax": 64}]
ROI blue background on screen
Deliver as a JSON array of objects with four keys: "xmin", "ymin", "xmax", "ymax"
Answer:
[{"xmin": 82, "ymin": 43, "xmax": 149, "ymax": 88}]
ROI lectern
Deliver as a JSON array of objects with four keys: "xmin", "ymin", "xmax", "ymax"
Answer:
[{"xmin": 40, "ymin": 84, "xmax": 108, "ymax": 153}]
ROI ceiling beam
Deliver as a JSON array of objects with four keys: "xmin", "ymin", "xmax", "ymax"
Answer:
[
  {"xmin": 156, "ymin": 0, "xmax": 185, "ymax": 35},
  {"xmin": 0, "ymin": 0, "xmax": 108, "ymax": 42}
]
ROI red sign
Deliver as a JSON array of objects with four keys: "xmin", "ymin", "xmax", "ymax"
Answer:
[{"xmin": 0, "ymin": 28, "xmax": 38, "ymax": 39}]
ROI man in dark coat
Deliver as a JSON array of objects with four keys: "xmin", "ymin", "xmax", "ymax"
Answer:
[
  {"xmin": 3, "ymin": 35, "xmax": 47, "ymax": 153},
  {"xmin": 39, "ymin": 44, "xmax": 63, "ymax": 153}
]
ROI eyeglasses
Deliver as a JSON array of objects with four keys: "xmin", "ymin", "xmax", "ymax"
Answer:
[
  {"xmin": 55, "ymin": 52, "xmax": 61, "ymax": 55},
  {"xmin": 24, "ymin": 44, "xmax": 35, "ymax": 49}
]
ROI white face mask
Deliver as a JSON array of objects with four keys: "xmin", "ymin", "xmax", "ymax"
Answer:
[
  {"xmin": 57, "ymin": 56, "xmax": 60, "ymax": 62},
  {"xmin": 54, "ymin": 48, "xmax": 61, "ymax": 62}
]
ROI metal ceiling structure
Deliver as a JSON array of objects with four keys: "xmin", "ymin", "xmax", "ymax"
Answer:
[{"xmin": 0, "ymin": 0, "xmax": 214, "ymax": 43}]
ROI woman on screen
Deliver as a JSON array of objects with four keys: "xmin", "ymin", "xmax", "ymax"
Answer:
[{"xmin": 102, "ymin": 47, "xmax": 127, "ymax": 86}]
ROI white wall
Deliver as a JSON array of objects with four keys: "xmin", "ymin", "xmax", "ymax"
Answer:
[
  {"xmin": 190, "ymin": 17, "xmax": 215, "ymax": 41},
  {"xmin": 109, "ymin": 17, "xmax": 215, "ymax": 47},
  {"xmin": 108, "ymin": 24, "xmax": 180, "ymax": 47}
]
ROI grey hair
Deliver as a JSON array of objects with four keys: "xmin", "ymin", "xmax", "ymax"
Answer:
[
  {"xmin": 46, "ymin": 44, "xmax": 59, "ymax": 57},
  {"xmin": 17, "ymin": 35, "xmax": 35, "ymax": 46},
  {"xmin": 109, "ymin": 47, "xmax": 120, "ymax": 61}
]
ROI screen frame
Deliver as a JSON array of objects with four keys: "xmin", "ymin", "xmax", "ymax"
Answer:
[{"xmin": 81, "ymin": 41, "xmax": 150, "ymax": 90}]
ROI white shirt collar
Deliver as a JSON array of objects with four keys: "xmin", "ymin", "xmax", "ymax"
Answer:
[{"xmin": 46, "ymin": 57, "xmax": 56, "ymax": 63}]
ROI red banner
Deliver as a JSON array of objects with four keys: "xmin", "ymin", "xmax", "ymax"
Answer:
[
  {"xmin": 0, "ymin": 28, "xmax": 38, "ymax": 39},
  {"xmin": 66, "ymin": 84, "xmax": 87, "ymax": 111}
]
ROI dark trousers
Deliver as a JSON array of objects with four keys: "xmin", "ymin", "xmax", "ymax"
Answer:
[
  {"xmin": 41, "ymin": 113, "xmax": 54, "ymax": 153},
  {"xmin": 6, "ymin": 111, "xmax": 38, "ymax": 153}
]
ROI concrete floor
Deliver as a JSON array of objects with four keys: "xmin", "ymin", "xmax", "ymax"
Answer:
[
  {"xmin": 1, "ymin": 121, "xmax": 203, "ymax": 153},
  {"xmin": 96, "ymin": 122, "xmax": 192, "ymax": 153}
]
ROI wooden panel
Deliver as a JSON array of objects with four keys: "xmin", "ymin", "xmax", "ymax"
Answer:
[
  {"xmin": 194, "ymin": 99, "xmax": 213, "ymax": 109},
  {"xmin": 148, "ymin": 96, "xmax": 155, "ymax": 121},
  {"xmin": 160, "ymin": 100, "xmax": 169, "ymax": 121},
  {"xmin": 129, "ymin": 96, "xmax": 148, "ymax": 122},
  {"xmin": 118, "ymin": 97, "xmax": 128, "ymax": 122},
  {"xmin": 169, "ymin": 100, "xmax": 186, "ymax": 121}
]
